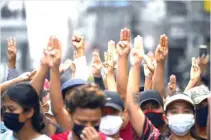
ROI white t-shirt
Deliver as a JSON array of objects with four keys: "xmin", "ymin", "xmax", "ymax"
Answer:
[{"xmin": 0, "ymin": 130, "xmax": 51, "ymax": 140}]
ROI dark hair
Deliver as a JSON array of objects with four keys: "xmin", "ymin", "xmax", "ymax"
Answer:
[
  {"xmin": 2, "ymin": 83, "xmax": 45, "ymax": 133},
  {"xmin": 67, "ymin": 84, "xmax": 106, "ymax": 113}
]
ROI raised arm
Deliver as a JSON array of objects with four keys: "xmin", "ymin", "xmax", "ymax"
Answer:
[
  {"xmin": 167, "ymin": 75, "xmax": 177, "ymax": 96},
  {"xmin": 91, "ymin": 51, "xmax": 105, "ymax": 90},
  {"xmin": 126, "ymin": 36, "xmax": 145, "ymax": 137},
  {"xmin": 48, "ymin": 37, "xmax": 72, "ymax": 131},
  {"xmin": 0, "ymin": 72, "xmax": 32, "ymax": 94},
  {"xmin": 184, "ymin": 57, "xmax": 201, "ymax": 92},
  {"xmin": 116, "ymin": 28, "xmax": 131, "ymax": 101},
  {"xmin": 72, "ymin": 35, "xmax": 89, "ymax": 81},
  {"xmin": 30, "ymin": 38, "xmax": 51, "ymax": 95},
  {"xmin": 5, "ymin": 37, "xmax": 18, "ymax": 81},
  {"xmin": 152, "ymin": 34, "xmax": 168, "ymax": 98},
  {"xmin": 104, "ymin": 51, "xmax": 116, "ymax": 91}
]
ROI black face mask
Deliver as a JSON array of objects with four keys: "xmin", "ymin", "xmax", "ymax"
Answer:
[
  {"xmin": 196, "ymin": 106, "xmax": 208, "ymax": 127},
  {"xmin": 3, "ymin": 113, "xmax": 25, "ymax": 132},
  {"xmin": 145, "ymin": 112, "xmax": 165, "ymax": 128},
  {"xmin": 72, "ymin": 123, "xmax": 99, "ymax": 139}
]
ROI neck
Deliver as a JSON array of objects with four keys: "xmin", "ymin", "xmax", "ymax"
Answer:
[
  {"xmin": 15, "ymin": 120, "xmax": 41, "ymax": 140},
  {"xmin": 171, "ymin": 132, "xmax": 192, "ymax": 140}
]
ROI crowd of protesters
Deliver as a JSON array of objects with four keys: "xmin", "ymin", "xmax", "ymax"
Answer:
[{"xmin": 0, "ymin": 28, "xmax": 210, "ymax": 140}]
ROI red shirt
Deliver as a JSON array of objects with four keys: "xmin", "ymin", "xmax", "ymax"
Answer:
[
  {"xmin": 120, "ymin": 121, "xmax": 139, "ymax": 140},
  {"xmin": 52, "ymin": 131, "xmax": 107, "ymax": 140}
]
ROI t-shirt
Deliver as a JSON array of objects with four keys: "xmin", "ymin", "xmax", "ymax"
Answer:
[
  {"xmin": 120, "ymin": 121, "xmax": 139, "ymax": 140},
  {"xmin": 0, "ymin": 130, "xmax": 51, "ymax": 140},
  {"xmin": 52, "ymin": 131, "xmax": 107, "ymax": 140}
]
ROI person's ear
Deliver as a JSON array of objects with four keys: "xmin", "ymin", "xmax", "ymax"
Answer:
[{"xmin": 19, "ymin": 108, "xmax": 34, "ymax": 122}]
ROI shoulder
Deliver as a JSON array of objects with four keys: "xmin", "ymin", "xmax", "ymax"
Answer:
[{"xmin": 0, "ymin": 130, "xmax": 16, "ymax": 140}]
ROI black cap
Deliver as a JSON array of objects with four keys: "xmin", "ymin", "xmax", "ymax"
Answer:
[
  {"xmin": 104, "ymin": 90, "xmax": 124, "ymax": 112},
  {"xmin": 61, "ymin": 78, "xmax": 87, "ymax": 94},
  {"xmin": 139, "ymin": 90, "xmax": 163, "ymax": 107}
]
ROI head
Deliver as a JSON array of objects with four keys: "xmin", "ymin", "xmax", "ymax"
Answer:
[
  {"xmin": 61, "ymin": 79, "xmax": 86, "ymax": 110},
  {"xmin": 2, "ymin": 83, "xmax": 44, "ymax": 133},
  {"xmin": 66, "ymin": 84, "xmax": 106, "ymax": 138},
  {"xmin": 139, "ymin": 90, "xmax": 165, "ymax": 128},
  {"xmin": 100, "ymin": 91, "xmax": 124, "ymax": 137},
  {"xmin": 186, "ymin": 85, "xmax": 211, "ymax": 128},
  {"xmin": 164, "ymin": 93, "xmax": 195, "ymax": 136}
]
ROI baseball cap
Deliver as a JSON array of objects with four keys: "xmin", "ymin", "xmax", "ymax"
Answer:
[
  {"xmin": 164, "ymin": 93, "xmax": 194, "ymax": 111},
  {"xmin": 139, "ymin": 90, "xmax": 164, "ymax": 107},
  {"xmin": 104, "ymin": 90, "xmax": 124, "ymax": 112},
  {"xmin": 61, "ymin": 78, "xmax": 87, "ymax": 94},
  {"xmin": 185, "ymin": 85, "xmax": 211, "ymax": 105}
]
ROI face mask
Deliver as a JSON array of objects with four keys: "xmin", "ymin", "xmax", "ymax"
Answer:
[
  {"xmin": 196, "ymin": 106, "xmax": 208, "ymax": 127},
  {"xmin": 3, "ymin": 113, "xmax": 25, "ymax": 132},
  {"xmin": 144, "ymin": 111, "xmax": 165, "ymax": 128},
  {"xmin": 168, "ymin": 114, "xmax": 195, "ymax": 136},
  {"xmin": 72, "ymin": 123, "xmax": 99, "ymax": 139},
  {"xmin": 100, "ymin": 115, "xmax": 123, "ymax": 136}
]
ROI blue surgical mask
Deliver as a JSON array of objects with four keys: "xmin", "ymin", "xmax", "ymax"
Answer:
[
  {"xmin": 196, "ymin": 106, "xmax": 208, "ymax": 127},
  {"xmin": 3, "ymin": 113, "xmax": 25, "ymax": 132}
]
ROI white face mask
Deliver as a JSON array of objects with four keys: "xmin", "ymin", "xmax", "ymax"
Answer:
[
  {"xmin": 100, "ymin": 115, "xmax": 123, "ymax": 136},
  {"xmin": 167, "ymin": 114, "xmax": 195, "ymax": 136}
]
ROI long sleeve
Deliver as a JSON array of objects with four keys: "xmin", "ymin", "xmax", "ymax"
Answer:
[
  {"xmin": 74, "ymin": 56, "xmax": 89, "ymax": 81},
  {"xmin": 4, "ymin": 66, "xmax": 18, "ymax": 82}
]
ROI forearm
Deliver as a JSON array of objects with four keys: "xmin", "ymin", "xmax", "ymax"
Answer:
[
  {"xmin": 0, "ymin": 77, "xmax": 23, "ymax": 94},
  {"xmin": 106, "ymin": 73, "xmax": 117, "ymax": 91},
  {"xmin": 144, "ymin": 76, "xmax": 153, "ymax": 90},
  {"xmin": 126, "ymin": 65, "xmax": 145, "ymax": 137},
  {"xmin": 117, "ymin": 56, "xmax": 129, "ymax": 100},
  {"xmin": 152, "ymin": 63, "xmax": 165, "ymax": 97},
  {"xmin": 184, "ymin": 80, "xmax": 198, "ymax": 92},
  {"xmin": 31, "ymin": 64, "xmax": 49, "ymax": 95},
  {"xmin": 50, "ymin": 68, "xmax": 65, "ymax": 114}
]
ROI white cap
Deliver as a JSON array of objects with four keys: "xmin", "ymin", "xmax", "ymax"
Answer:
[{"xmin": 164, "ymin": 93, "xmax": 194, "ymax": 111}]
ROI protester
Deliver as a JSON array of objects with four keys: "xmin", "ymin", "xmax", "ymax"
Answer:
[
  {"xmin": 1, "ymin": 83, "xmax": 51, "ymax": 140},
  {"xmin": 100, "ymin": 90, "xmax": 124, "ymax": 139},
  {"xmin": 186, "ymin": 85, "xmax": 211, "ymax": 140},
  {"xmin": 139, "ymin": 90, "xmax": 165, "ymax": 130}
]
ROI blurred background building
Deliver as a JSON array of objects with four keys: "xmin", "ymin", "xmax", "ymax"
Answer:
[{"xmin": 1, "ymin": 0, "xmax": 210, "ymax": 89}]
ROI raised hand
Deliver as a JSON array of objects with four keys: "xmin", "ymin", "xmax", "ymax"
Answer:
[
  {"xmin": 72, "ymin": 34, "xmax": 85, "ymax": 57},
  {"xmin": 18, "ymin": 72, "xmax": 32, "ymax": 81},
  {"xmin": 168, "ymin": 75, "xmax": 177, "ymax": 96},
  {"xmin": 7, "ymin": 37, "xmax": 17, "ymax": 68},
  {"xmin": 197, "ymin": 54, "xmax": 209, "ymax": 73},
  {"xmin": 116, "ymin": 28, "xmax": 131, "ymax": 56},
  {"xmin": 91, "ymin": 51, "xmax": 102, "ymax": 78},
  {"xmin": 107, "ymin": 40, "xmax": 117, "ymax": 61},
  {"xmin": 190, "ymin": 57, "xmax": 201, "ymax": 82},
  {"xmin": 103, "ymin": 52, "xmax": 114, "ymax": 75},
  {"xmin": 130, "ymin": 35, "xmax": 144, "ymax": 66},
  {"xmin": 81, "ymin": 127, "xmax": 101, "ymax": 140},
  {"xmin": 143, "ymin": 52, "xmax": 156, "ymax": 73},
  {"xmin": 155, "ymin": 34, "xmax": 168, "ymax": 63}
]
